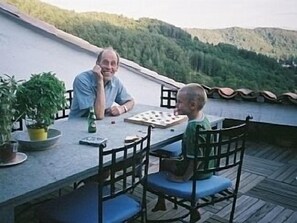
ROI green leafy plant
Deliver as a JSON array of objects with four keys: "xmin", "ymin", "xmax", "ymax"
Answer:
[
  {"xmin": 16, "ymin": 72, "xmax": 66, "ymax": 130},
  {"xmin": 0, "ymin": 74, "xmax": 20, "ymax": 145}
]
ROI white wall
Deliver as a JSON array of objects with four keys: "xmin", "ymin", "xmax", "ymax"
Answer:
[{"xmin": 0, "ymin": 12, "xmax": 160, "ymax": 106}]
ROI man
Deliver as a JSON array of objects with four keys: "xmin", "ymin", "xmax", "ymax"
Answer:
[{"xmin": 69, "ymin": 47, "xmax": 134, "ymax": 119}]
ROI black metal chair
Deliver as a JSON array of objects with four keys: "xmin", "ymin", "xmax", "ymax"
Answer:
[
  {"xmin": 37, "ymin": 126, "xmax": 152, "ymax": 223},
  {"xmin": 55, "ymin": 89, "xmax": 73, "ymax": 120},
  {"xmin": 150, "ymin": 85, "xmax": 181, "ymax": 163},
  {"xmin": 146, "ymin": 117, "xmax": 251, "ymax": 222},
  {"xmin": 11, "ymin": 118, "xmax": 23, "ymax": 132},
  {"xmin": 160, "ymin": 85, "xmax": 178, "ymax": 109}
]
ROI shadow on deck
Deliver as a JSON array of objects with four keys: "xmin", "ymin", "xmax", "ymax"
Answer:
[{"xmin": 15, "ymin": 139, "xmax": 297, "ymax": 223}]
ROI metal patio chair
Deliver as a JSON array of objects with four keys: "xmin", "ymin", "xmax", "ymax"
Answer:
[
  {"xmin": 146, "ymin": 116, "xmax": 251, "ymax": 222},
  {"xmin": 150, "ymin": 85, "xmax": 181, "ymax": 162},
  {"xmin": 159, "ymin": 85, "xmax": 178, "ymax": 109},
  {"xmin": 55, "ymin": 89, "xmax": 73, "ymax": 120},
  {"xmin": 37, "ymin": 126, "xmax": 152, "ymax": 223}
]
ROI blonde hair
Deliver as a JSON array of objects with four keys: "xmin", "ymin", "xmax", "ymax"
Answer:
[{"xmin": 179, "ymin": 83, "xmax": 207, "ymax": 110}]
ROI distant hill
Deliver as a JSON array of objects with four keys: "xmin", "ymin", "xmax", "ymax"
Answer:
[
  {"xmin": 3, "ymin": 0, "xmax": 297, "ymax": 94},
  {"xmin": 185, "ymin": 27, "xmax": 297, "ymax": 62}
]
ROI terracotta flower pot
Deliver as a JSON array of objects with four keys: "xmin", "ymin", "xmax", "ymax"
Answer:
[{"xmin": 0, "ymin": 141, "xmax": 18, "ymax": 163}]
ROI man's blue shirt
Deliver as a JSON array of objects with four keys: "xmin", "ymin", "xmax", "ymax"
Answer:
[{"xmin": 69, "ymin": 70, "xmax": 133, "ymax": 118}]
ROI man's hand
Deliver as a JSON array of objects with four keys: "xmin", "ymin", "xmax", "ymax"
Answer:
[
  {"xmin": 107, "ymin": 105, "xmax": 125, "ymax": 116},
  {"xmin": 92, "ymin": 64, "xmax": 103, "ymax": 82}
]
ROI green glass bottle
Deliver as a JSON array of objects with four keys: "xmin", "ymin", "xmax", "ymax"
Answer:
[{"xmin": 88, "ymin": 107, "xmax": 97, "ymax": 133}]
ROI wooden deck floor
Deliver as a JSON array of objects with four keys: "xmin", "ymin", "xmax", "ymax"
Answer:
[{"xmin": 15, "ymin": 139, "xmax": 297, "ymax": 223}]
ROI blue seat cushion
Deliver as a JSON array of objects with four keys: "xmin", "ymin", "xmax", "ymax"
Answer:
[
  {"xmin": 37, "ymin": 183, "xmax": 141, "ymax": 223},
  {"xmin": 147, "ymin": 172, "xmax": 232, "ymax": 200},
  {"xmin": 151, "ymin": 140, "xmax": 181, "ymax": 157}
]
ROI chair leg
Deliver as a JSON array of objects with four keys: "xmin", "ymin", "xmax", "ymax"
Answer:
[
  {"xmin": 159, "ymin": 157, "xmax": 163, "ymax": 171},
  {"xmin": 189, "ymin": 209, "xmax": 201, "ymax": 223},
  {"xmin": 173, "ymin": 197, "xmax": 178, "ymax": 209},
  {"xmin": 229, "ymin": 196, "xmax": 237, "ymax": 223}
]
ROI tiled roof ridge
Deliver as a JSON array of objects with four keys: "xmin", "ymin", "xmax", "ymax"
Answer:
[
  {"xmin": 165, "ymin": 84, "xmax": 297, "ymax": 106},
  {"xmin": 1, "ymin": 2, "xmax": 296, "ymax": 106},
  {"xmin": 202, "ymin": 85, "xmax": 297, "ymax": 105}
]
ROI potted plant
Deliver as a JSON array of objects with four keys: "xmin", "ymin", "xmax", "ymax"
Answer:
[
  {"xmin": 16, "ymin": 72, "xmax": 66, "ymax": 141},
  {"xmin": 0, "ymin": 74, "xmax": 20, "ymax": 163}
]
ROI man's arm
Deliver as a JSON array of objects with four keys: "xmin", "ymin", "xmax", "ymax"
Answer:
[
  {"xmin": 108, "ymin": 79, "xmax": 135, "ymax": 116},
  {"xmin": 109, "ymin": 99, "xmax": 135, "ymax": 116},
  {"xmin": 93, "ymin": 65, "xmax": 105, "ymax": 120},
  {"xmin": 121, "ymin": 99, "xmax": 135, "ymax": 113}
]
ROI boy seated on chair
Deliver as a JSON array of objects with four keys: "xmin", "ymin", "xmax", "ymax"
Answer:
[{"xmin": 152, "ymin": 83, "xmax": 214, "ymax": 215}]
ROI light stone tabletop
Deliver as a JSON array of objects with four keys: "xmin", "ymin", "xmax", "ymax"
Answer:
[{"xmin": 0, "ymin": 104, "xmax": 224, "ymax": 223}]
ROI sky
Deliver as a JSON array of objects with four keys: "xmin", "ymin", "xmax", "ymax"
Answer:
[{"xmin": 41, "ymin": 0, "xmax": 297, "ymax": 30}]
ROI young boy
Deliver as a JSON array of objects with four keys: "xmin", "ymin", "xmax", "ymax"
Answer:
[{"xmin": 152, "ymin": 83, "xmax": 213, "ymax": 215}]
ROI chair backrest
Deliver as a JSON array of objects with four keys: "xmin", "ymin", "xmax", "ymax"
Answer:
[
  {"xmin": 160, "ymin": 85, "xmax": 178, "ymax": 109},
  {"xmin": 11, "ymin": 119, "xmax": 24, "ymax": 132},
  {"xmin": 55, "ymin": 89, "xmax": 73, "ymax": 120},
  {"xmin": 98, "ymin": 125, "xmax": 152, "ymax": 221},
  {"xmin": 191, "ymin": 116, "xmax": 251, "ymax": 190}
]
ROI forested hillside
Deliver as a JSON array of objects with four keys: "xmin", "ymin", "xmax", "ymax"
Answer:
[
  {"xmin": 5, "ymin": 0, "xmax": 297, "ymax": 94},
  {"xmin": 185, "ymin": 27, "xmax": 297, "ymax": 64}
]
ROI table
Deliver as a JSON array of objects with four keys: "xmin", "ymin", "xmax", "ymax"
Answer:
[{"xmin": 0, "ymin": 104, "xmax": 224, "ymax": 223}]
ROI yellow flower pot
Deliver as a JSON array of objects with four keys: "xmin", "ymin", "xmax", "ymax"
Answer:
[{"xmin": 28, "ymin": 128, "xmax": 48, "ymax": 141}]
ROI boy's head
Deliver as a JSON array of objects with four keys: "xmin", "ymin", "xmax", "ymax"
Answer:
[{"xmin": 175, "ymin": 83, "xmax": 207, "ymax": 116}]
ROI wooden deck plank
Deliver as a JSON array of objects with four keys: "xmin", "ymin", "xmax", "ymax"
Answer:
[
  {"xmin": 238, "ymin": 171, "xmax": 265, "ymax": 193},
  {"xmin": 244, "ymin": 141, "xmax": 264, "ymax": 156},
  {"xmin": 202, "ymin": 199, "xmax": 231, "ymax": 213},
  {"xmin": 216, "ymin": 195, "xmax": 256, "ymax": 219},
  {"xmin": 258, "ymin": 146, "xmax": 280, "ymax": 160},
  {"xmin": 146, "ymin": 199, "xmax": 188, "ymax": 221},
  {"xmin": 285, "ymin": 171, "xmax": 297, "ymax": 185},
  {"xmin": 276, "ymin": 165, "xmax": 297, "ymax": 182},
  {"xmin": 288, "ymin": 157, "xmax": 297, "ymax": 165},
  {"xmin": 204, "ymin": 215, "xmax": 229, "ymax": 223},
  {"xmin": 245, "ymin": 202, "xmax": 277, "ymax": 223},
  {"xmin": 246, "ymin": 178, "xmax": 297, "ymax": 210},
  {"xmin": 265, "ymin": 147, "xmax": 284, "ymax": 160},
  {"xmin": 254, "ymin": 144, "xmax": 276, "ymax": 158},
  {"xmin": 284, "ymin": 211, "xmax": 297, "ymax": 223},
  {"xmin": 274, "ymin": 209, "xmax": 295, "ymax": 223},
  {"xmin": 269, "ymin": 164, "xmax": 294, "ymax": 180},
  {"xmin": 234, "ymin": 198, "xmax": 266, "ymax": 223},
  {"xmin": 270, "ymin": 149, "xmax": 292, "ymax": 162},
  {"xmin": 220, "ymin": 166, "xmax": 237, "ymax": 179},
  {"xmin": 200, "ymin": 210, "xmax": 220, "ymax": 223},
  {"xmin": 243, "ymin": 155, "xmax": 284, "ymax": 176},
  {"xmin": 276, "ymin": 145, "xmax": 297, "ymax": 162}
]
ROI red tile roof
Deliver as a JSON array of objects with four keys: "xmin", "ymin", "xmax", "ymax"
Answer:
[{"xmin": 202, "ymin": 85, "xmax": 297, "ymax": 105}]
